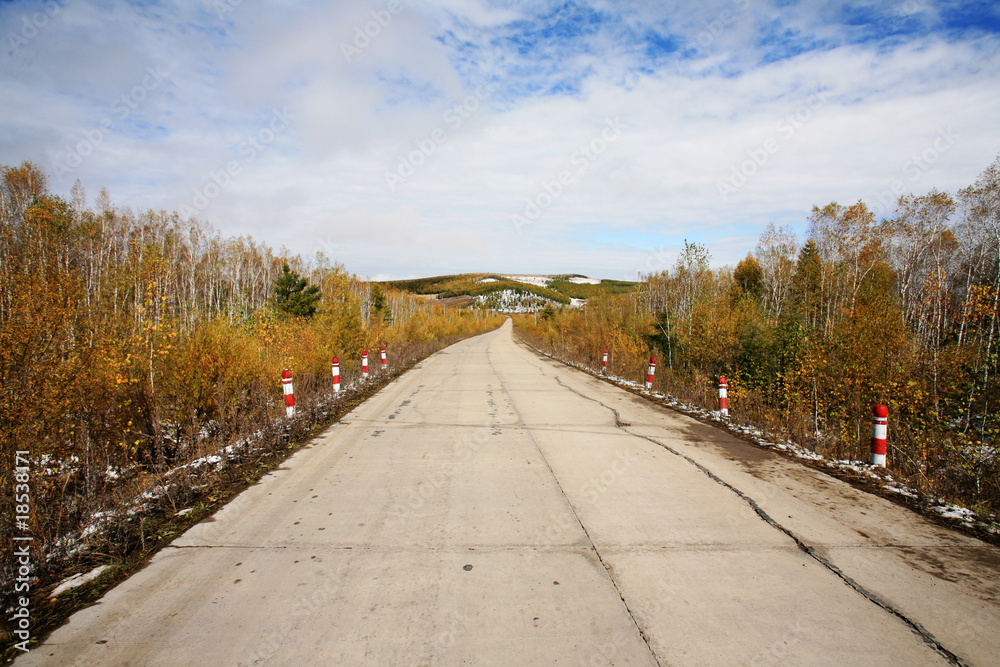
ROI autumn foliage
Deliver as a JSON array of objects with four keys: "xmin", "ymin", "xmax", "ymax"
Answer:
[
  {"xmin": 518, "ymin": 156, "xmax": 1000, "ymax": 516},
  {"xmin": 0, "ymin": 162, "xmax": 502, "ymax": 589}
]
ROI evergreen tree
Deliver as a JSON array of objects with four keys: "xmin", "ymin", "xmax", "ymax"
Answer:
[
  {"xmin": 274, "ymin": 263, "xmax": 321, "ymax": 317},
  {"xmin": 789, "ymin": 239, "xmax": 822, "ymax": 330}
]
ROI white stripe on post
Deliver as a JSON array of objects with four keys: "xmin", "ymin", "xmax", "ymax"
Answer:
[
  {"xmin": 331, "ymin": 356, "xmax": 340, "ymax": 393},
  {"xmin": 362, "ymin": 351, "xmax": 369, "ymax": 379},
  {"xmin": 871, "ymin": 404, "xmax": 888, "ymax": 466},
  {"xmin": 645, "ymin": 357, "xmax": 656, "ymax": 390},
  {"xmin": 281, "ymin": 368, "xmax": 295, "ymax": 417},
  {"xmin": 718, "ymin": 376, "xmax": 729, "ymax": 417}
]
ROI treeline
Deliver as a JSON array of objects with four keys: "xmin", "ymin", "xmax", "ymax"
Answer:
[
  {"xmin": 517, "ymin": 156, "xmax": 1000, "ymax": 515},
  {"xmin": 546, "ymin": 277, "xmax": 638, "ymax": 300},
  {"xmin": 0, "ymin": 162, "xmax": 503, "ymax": 581},
  {"xmin": 387, "ymin": 273, "xmax": 572, "ymax": 304}
]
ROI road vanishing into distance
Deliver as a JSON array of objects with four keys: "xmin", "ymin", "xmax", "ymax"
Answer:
[{"xmin": 20, "ymin": 320, "xmax": 1000, "ymax": 666}]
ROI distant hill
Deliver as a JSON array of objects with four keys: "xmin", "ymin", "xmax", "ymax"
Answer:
[{"xmin": 381, "ymin": 273, "xmax": 639, "ymax": 312}]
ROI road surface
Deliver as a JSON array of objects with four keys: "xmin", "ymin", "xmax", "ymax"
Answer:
[{"xmin": 20, "ymin": 320, "xmax": 1000, "ymax": 665}]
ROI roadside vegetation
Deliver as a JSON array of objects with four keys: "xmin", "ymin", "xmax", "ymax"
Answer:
[
  {"xmin": 0, "ymin": 162, "xmax": 504, "ymax": 629},
  {"xmin": 517, "ymin": 156, "xmax": 1000, "ymax": 518}
]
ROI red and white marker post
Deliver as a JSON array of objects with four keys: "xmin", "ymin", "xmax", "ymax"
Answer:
[
  {"xmin": 718, "ymin": 376, "xmax": 729, "ymax": 417},
  {"xmin": 281, "ymin": 369, "xmax": 295, "ymax": 417},
  {"xmin": 645, "ymin": 357, "xmax": 656, "ymax": 390},
  {"xmin": 331, "ymin": 356, "xmax": 341, "ymax": 393},
  {"xmin": 380, "ymin": 346, "xmax": 387, "ymax": 371},
  {"xmin": 602, "ymin": 349, "xmax": 609, "ymax": 375},
  {"xmin": 871, "ymin": 404, "xmax": 888, "ymax": 467},
  {"xmin": 361, "ymin": 350, "xmax": 369, "ymax": 379}
]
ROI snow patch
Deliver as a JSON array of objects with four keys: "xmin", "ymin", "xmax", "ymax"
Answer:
[
  {"xmin": 475, "ymin": 289, "xmax": 548, "ymax": 313},
  {"xmin": 501, "ymin": 274, "xmax": 550, "ymax": 288},
  {"xmin": 50, "ymin": 565, "xmax": 111, "ymax": 599}
]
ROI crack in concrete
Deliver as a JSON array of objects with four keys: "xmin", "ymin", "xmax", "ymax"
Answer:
[
  {"xmin": 168, "ymin": 544, "xmax": 287, "ymax": 549},
  {"xmin": 630, "ymin": 430, "xmax": 967, "ymax": 667},
  {"xmin": 543, "ymin": 366, "xmax": 967, "ymax": 666},
  {"xmin": 490, "ymin": 346, "xmax": 664, "ymax": 667}
]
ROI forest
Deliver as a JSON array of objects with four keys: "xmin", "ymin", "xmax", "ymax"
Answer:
[
  {"xmin": 517, "ymin": 156, "xmax": 1000, "ymax": 518},
  {"xmin": 0, "ymin": 162, "xmax": 503, "ymax": 592}
]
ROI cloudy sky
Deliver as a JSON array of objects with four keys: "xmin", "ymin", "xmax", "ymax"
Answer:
[{"xmin": 2, "ymin": 0, "xmax": 998, "ymax": 280}]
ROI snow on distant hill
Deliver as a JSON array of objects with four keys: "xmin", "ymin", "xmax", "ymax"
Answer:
[{"xmin": 501, "ymin": 274, "xmax": 551, "ymax": 288}]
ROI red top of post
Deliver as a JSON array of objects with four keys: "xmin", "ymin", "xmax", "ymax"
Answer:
[
  {"xmin": 282, "ymin": 369, "xmax": 291, "ymax": 379},
  {"xmin": 332, "ymin": 356, "xmax": 339, "ymax": 364},
  {"xmin": 873, "ymin": 404, "xmax": 888, "ymax": 418}
]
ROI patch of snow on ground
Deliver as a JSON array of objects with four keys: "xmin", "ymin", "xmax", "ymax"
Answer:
[
  {"xmin": 475, "ymin": 289, "xmax": 547, "ymax": 313},
  {"xmin": 51, "ymin": 565, "xmax": 110, "ymax": 598},
  {"xmin": 568, "ymin": 277, "xmax": 600, "ymax": 284},
  {"xmin": 886, "ymin": 484, "xmax": 918, "ymax": 498},
  {"xmin": 934, "ymin": 504, "xmax": 977, "ymax": 522},
  {"xmin": 502, "ymin": 274, "xmax": 550, "ymax": 288}
]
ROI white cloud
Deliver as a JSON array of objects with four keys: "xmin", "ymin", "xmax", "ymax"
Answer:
[{"xmin": 1, "ymin": 0, "xmax": 998, "ymax": 278}]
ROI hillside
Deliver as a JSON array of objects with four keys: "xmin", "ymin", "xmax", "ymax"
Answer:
[{"xmin": 382, "ymin": 273, "xmax": 639, "ymax": 312}]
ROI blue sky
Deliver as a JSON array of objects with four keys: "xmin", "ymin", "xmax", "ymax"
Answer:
[{"xmin": 2, "ymin": 0, "xmax": 999, "ymax": 279}]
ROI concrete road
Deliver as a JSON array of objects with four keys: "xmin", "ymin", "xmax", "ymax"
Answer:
[{"xmin": 21, "ymin": 320, "xmax": 1000, "ymax": 666}]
